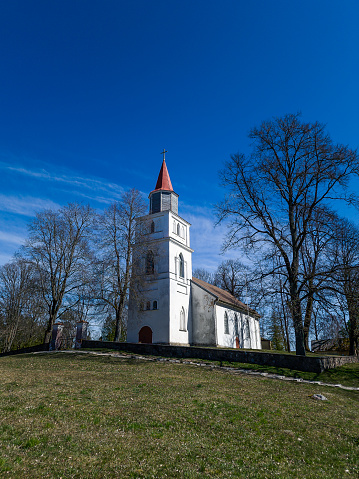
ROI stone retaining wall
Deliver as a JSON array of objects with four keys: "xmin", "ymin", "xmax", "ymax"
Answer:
[
  {"xmin": 0, "ymin": 343, "xmax": 49, "ymax": 358},
  {"xmin": 81, "ymin": 340, "xmax": 358, "ymax": 373}
]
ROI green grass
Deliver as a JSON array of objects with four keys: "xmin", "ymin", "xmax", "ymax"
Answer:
[
  {"xmin": 0, "ymin": 352, "xmax": 358, "ymax": 478},
  {"xmin": 212, "ymin": 359, "xmax": 359, "ymax": 388},
  {"xmin": 86, "ymin": 347, "xmax": 359, "ymax": 388}
]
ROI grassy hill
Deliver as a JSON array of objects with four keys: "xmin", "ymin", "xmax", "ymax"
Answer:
[{"xmin": 0, "ymin": 352, "xmax": 358, "ymax": 478}]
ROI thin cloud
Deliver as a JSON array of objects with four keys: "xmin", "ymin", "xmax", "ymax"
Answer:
[
  {"xmin": 0, "ymin": 195, "xmax": 61, "ymax": 216},
  {"xmin": 1, "ymin": 163, "xmax": 125, "ymax": 202},
  {"xmin": 0, "ymin": 253, "xmax": 12, "ymax": 265},
  {"xmin": 5, "ymin": 165, "xmax": 121, "ymax": 191},
  {"xmin": 0, "ymin": 230, "xmax": 25, "ymax": 245}
]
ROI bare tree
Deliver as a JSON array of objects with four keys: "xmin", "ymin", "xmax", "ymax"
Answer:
[
  {"xmin": 327, "ymin": 218, "xmax": 359, "ymax": 355},
  {"xmin": 218, "ymin": 113, "xmax": 359, "ymax": 355},
  {"xmin": 192, "ymin": 268, "xmax": 215, "ymax": 284},
  {"xmin": 0, "ymin": 258, "xmax": 35, "ymax": 352},
  {"xmin": 94, "ymin": 189, "xmax": 146, "ymax": 342},
  {"xmin": 299, "ymin": 207, "xmax": 337, "ymax": 350},
  {"xmin": 214, "ymin": 259, "xmax": 247, "ymax": 299},
  {"xmin": 23, "ymin": 203, "xmax": 94, "ymax": 344}
]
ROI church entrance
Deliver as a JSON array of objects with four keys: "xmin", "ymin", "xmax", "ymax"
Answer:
[
  {"xmin": 139, "ymin": 326, "xmax": 152, "ymax": 344},
  {"xmin": 235, "ymin": 336, "xmax": 240, "ymax": 348}
]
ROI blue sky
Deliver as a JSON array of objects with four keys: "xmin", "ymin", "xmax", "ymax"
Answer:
[{"xmin": 0, "ymin": 0, "xmax": 358, "ymax": 269}]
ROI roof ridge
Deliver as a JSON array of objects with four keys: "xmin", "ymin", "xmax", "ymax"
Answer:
[{"xmin": 191, "ymin": 277, "xmax": 260, "ymax": 318}]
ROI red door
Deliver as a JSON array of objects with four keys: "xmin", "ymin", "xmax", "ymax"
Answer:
[
  {"xmin": 139, "ymin": 326, "xmax": 153, "ymax": 344},
  {"xmin": 235, "ymin": 336, "xmax": 240, "ymax": 348}
]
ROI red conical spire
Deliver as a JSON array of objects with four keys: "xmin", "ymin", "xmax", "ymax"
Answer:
[{"xmin": 154, "ymin": 159, "xmax": 173, "ymax": 192}]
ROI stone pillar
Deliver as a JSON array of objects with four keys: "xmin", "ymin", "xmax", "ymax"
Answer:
[
  {"xmin": 75, "ymin": 321, "xmax": 88, "ymax": 349},
  {"xmin": 50, "ymin": 323, "xmax": 64, "ymax": 351}
]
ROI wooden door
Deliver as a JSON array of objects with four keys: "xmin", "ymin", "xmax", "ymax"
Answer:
[{"xmin": 139, "ymin": 326, "xmax": 153, "ymax": 344}]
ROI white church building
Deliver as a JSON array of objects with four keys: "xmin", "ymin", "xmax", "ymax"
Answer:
[{"xmin": 127, "ymin": 158, "xmax": 261, "ymax": 349}]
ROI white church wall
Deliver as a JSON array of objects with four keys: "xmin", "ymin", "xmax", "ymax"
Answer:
[
  {"xmin": 215, "ymin": 305, "xmax": 237, "ymax": 348},
  {"xmin": 168, "ymin": 210, "xmax": 190, "ymax": 248},
  {"xmin": 215, "ymin": 304, "xmax": 261, "ymax": 350},
  {"xmin": 128, "ymin": 208, "xmax": 193, "ymax": 346},
  {"xmin": 191, "ymin": 283, "xmax": 216, "ymax": 346},
  {"xmin": 168, "ymin": 237, "xmax": 192, "ymax": 345},
  {"xmin": 255, "ymin": 319, "xmax": 261, "ymax": 349},
  {"xmin": 127, "ymin": 280, "xmax": 171, "ymax": 344}
]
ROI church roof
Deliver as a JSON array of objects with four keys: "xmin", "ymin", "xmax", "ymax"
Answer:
[
  {"xmin": 191, "ymin": 277, "xmax": 260, "ymax": 318},
  {"xmin": 154, "ymin": 159, "xmax": 174, "ymax": 192}
]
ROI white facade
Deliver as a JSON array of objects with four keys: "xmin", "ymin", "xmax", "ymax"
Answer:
[
  {"xmin": 191, "ymin": 279, "xmax": 261, "ymax": 349},
  {"xmin": 127, "ymin": 209, "xmax": 193, "ymax": 346},
  {"xmin": 127, "ymin": 160, "xmax": 261, "ymax": 350},
  {"xmin": 215, "ymin": 304, "xmax": 261, "ymax": 349}
]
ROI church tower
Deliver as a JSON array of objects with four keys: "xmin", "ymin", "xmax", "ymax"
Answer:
[{"xmin": 127, "ymin": 154, "xmax": 193, "ymax": 345}]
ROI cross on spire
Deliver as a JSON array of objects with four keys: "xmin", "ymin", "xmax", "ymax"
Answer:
[{"xmin": 161, "ymin": 148, "xmax": 168, "ymax": 161}]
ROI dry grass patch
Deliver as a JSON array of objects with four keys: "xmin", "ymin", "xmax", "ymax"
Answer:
[{"xmin": 0, "ymin": 352, "xmax": 358, "ymax": 478}]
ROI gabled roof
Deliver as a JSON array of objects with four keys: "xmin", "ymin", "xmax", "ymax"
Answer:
[
  {"xmin": 191, "ymin": 277, "xmax": 260, "ymax": 318},
  {"xmin": 154, "ymin": 159, "xmax": 173, "ymax": 192}
]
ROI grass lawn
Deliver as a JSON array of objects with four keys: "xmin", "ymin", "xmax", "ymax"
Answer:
[
  {"xmin": 210, "ymin": 359, "xmax": 359, "ymax": 388},
  {"xmin": 86, "ymin": 347, "xmax": 359, "ymax": 388},
  {"xmin": 0, "ymin": 352, "xmax": 358, "ymax": 478}
]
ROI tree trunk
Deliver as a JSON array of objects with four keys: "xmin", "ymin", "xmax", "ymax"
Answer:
[
  {"xmin": 303, "ymin": 291, "xmax": 314, "ymax": 352},
  {"xmin": 43, "ymin": 321, "xmax": 53, "ymax": 344},
  {"xmin": 348, "ymin": 308, "xmax": 358, "ymax": 356},
  {"xmin": 290, "ymin": 281, "xmax": 306, "ymax": 356},
  {"xmin": 346, "ymin": 294, "xmax": 358, "ymax": 356},
  {"xmin": 114, "ymin": 308, "xmax": 122, "ymax": 342},
  {"xmin": 43, "ymin": 302, "xmax": 58, "ymax": 344},
  {"xmin": 279, "ymin": 284, "xmax": 291, "ymax": 352},
  {"xmin": 114, "ymin": 295, "xmax": 126, "ymax": 342}
]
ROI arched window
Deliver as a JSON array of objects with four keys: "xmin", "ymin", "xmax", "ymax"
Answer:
[
  {"xmin": 146, "ymin": 301, "xmax": 151, "ymax": 310},
  {"xmin": 224, "ymin": 312, "xmax": 229, "ymax": 334},
  {"xmin": 246, "ymin": 319, "xmax": 251, "ymax": 348},
  {"xmin": 153, "ymin": 300, "xmax": 158, "ymax": 310},
  {"xmin": 180, "ymin": 307, "xmax": 186, "ymax": 331},
  {"xmin": 150, "ymin": 221, "xmax": 155, "ymax": 234},
  {"xmin": 179, "ymin": 253, "xmax": 184, "ymax": 278},
  {"xmin": 173, "ymin": 220, "xmax": 176, "ymax": 233},
  {"xmin": 177, "ymin": 223, "xmax": 181, "ymax": 236},
  {"xmin": 239, "ymin": 314, "xmax": 244, "ymax": 345},
  {"xmin": 146, "ymin": 251, "xmax": 154, "ymax": 275},
  {"xmin": 234, "ymin": 314, "xmax": 239, "ymax": 336}
]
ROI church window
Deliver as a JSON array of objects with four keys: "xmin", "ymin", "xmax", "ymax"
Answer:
[
  {"xmin": 150, "ymin": 221, "xmax": 155, "ymax": 233},
  {"xmin": 173, "ymin": 220, "xmax": 176, "ymax": 233},
  {"xmin": 180, "ymin": 307, "xmax": 186, "ymax": 331},
  {"xmin": 177, "ymin": 223, "xmax": 181, "ymax": 236},
  {"xmin": 179, "ymin": 253, "xmax": 185, "ymax": 278},
  {"xmin": 139, "ymin": 302, "xmax": 144, "ymax": 311},
  {"xmin": 224, "ymin": 312, "xmax": 229, "ymax": 334},
  {"xmin": 146, "ymin": 301, "xmax": 151, "ymax": 310},
  {"xmin": 146, "ymin": 251, "xmax": 154, "ymax": 275},
  {"xmin": 247, "ymin": 319, "xmax": 251, "ymax": 347},
  {"xmin": 153, "ymin": 300, "xmax": 158, "ymax": 310},
  {"xmin": 234, "ymin": 314, "xmax": 239, "ymax": 336}
]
